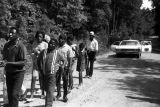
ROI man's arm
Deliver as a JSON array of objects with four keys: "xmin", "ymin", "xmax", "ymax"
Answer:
[{"xmin": 95, "ymin": 40, "xmax": 98, "ymax": 53}]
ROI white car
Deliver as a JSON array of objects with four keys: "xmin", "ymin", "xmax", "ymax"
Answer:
[
  {"xmin": 110, "ymin": 41, "xmax": 120, "ymax": 52},
  {"xmin": 141, "ymin": 41, "xmax": 152, "ymax": 53},
  {"xmin": 115, "ymin": 40, "xmax": 142, "ymax": 58}
]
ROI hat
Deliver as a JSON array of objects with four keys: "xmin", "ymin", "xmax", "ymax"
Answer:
[{"xmin": 89, "ymin": 31, "xmax": 95, "ymax": 36}]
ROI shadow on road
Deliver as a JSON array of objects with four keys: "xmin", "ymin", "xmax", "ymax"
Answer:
[
  {"xmin": 126, "ymin": 96, "xmax": 160, "ymax": 104},
  {"xmin": 96, "ymin": 53, "xmax": 160, "ymax": 105}
]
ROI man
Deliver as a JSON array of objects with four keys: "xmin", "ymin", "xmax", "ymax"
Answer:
[
  {"xmin": 37, "ymin": 38, "xmax": 66, "ymax": 107},
  {"xmin": 67, "ymin": 36, "xmax": 78, "ymax": 90},
  {"xmin": 86, "ymin": 31, "xmax": 98, "ymax": 78},
  {"xmin": 2, "ymin": 27, "xmax": 27, "ymax": 107},
  {"xmin": 56, "ymin": 34, "xmax": 74, "ymax": 102}
]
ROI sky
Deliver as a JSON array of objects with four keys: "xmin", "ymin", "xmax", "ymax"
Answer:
[{"xmin": 141, "ymin": 0, "xmax": 153, "ymax": 10}]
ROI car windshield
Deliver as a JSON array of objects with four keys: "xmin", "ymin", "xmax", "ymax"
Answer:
[
  {"xmin": 113, "ymin": 41, "xmax": 120, "ymax": 45},
  {"xmin": 120, "ymin": 41, "xmax": 138, "ymax": 46}
]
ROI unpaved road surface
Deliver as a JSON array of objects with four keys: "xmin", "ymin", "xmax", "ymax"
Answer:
[{"xmin": 1, "ymin": 52, "xmax": 160, "ymax": 107}]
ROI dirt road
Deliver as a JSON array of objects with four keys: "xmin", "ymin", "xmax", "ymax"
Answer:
[{"xmin": 1, "ymin": 52, "xmax": 160, "ymax": 107}]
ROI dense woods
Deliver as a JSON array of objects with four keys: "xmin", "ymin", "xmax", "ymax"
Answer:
[{"xmin": 0, "ymin": 0, "xmax": 157, "ymax": 50}]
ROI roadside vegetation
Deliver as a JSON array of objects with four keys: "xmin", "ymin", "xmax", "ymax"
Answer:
[{"xmin": 0, "ymin": 0, "xmax": 159, "ymax": 52}]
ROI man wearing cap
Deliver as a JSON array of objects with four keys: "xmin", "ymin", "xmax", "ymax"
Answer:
[{"xmin": 86, "ymin": 31, "xmax": 98, "ymax": 78}]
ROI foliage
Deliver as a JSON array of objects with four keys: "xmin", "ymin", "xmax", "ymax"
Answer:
[{"xmin": 109, "ymin": 0, "xmax": 155, "ymax": 43}]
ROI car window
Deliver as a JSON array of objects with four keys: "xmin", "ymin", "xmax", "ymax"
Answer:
[
  {"xmin": 113, "ymin": 41, "xmax": 120, "ymax": 45},
  {"xmin": 120, "ymin": 41, "xmax": 138, "ymax": 45}
]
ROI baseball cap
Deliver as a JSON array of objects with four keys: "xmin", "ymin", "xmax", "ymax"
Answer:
[{"xmin": 89, "ymin": 31, "xmax": 95, "ymax": 36}]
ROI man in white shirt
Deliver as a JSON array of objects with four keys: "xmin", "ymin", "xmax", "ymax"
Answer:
[{"xmin": 86, "ymin": 31, "xmax": 98, "ymax": 78}]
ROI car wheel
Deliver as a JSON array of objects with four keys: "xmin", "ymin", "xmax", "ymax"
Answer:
[
  {"xmin": 116, "ymin": 53, "xmax": 121, "ymax": 57},
  {"xmin": 136, "ymin": 53, "xmax": 140, "ymax": 58}
]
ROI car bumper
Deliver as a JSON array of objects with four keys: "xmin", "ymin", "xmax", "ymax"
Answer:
[{"xmin": 116, "ymin": 50, "xmax": 141, "ymax": 55}]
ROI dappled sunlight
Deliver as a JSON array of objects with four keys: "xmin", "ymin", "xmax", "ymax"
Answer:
[{"xmin": 96, "ymin": 53, "xmax": 160, "ymax": 105}]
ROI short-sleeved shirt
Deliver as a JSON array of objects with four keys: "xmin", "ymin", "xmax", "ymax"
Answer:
[
  {"xmin": 58, "ymin": 43, "xmax": 74, "ymax": 66},
  {"xmin": 45, "ymin": 50, "xmax": 64, "ymax": 75},
  {"xmin": 2, "ymin": 40, "xmax": 27, "ymax": 72},
  {"xmin": 87, "ymin": 38, "xmax": 98, "ymax": 52}
]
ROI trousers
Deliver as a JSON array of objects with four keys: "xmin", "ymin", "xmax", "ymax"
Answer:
[
  {"xmin": 45, "ymin": 74, "xmax": 56, "ymax": 107},
  {"xmin": 56, "ymin": 67, "xmax": 68, "ymax": 98},
  {"xmin": 6, "ymin": 71, "xmax": 25, "ymax": 107}
]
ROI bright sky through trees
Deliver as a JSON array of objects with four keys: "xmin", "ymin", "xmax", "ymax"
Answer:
[{"xmin": 141, "ymin": 0, "xmax": 153, "ymax": 10}]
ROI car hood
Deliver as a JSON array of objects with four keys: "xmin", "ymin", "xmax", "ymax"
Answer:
[{"xmin": 117, "ymin": 45, "xmax": 141, "ymax": 49}]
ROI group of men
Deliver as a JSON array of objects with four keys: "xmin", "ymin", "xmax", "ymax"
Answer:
[{"xmin": 1, "ymin": 27, "xmax": 98, "ymax": 107}]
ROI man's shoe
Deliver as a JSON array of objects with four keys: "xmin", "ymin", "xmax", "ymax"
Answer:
[
  {"xmin": 53, "ymin": 97, "xmax": 57, "ymax": 101},
  {"xmin": 56, "ymin": 94, "xmax": 61, "ymax": 100},
  {"xmin": 68, "ymin": 88, "xmax": 71, "ymax": 94},
  {"xmin": 85, "ymin": 75, "xmax": 89, "ymax": 77},
  {"xmin": 26, "ymin": 98, "xmax": 34, "ymax": 102},
  {"xmin": 63, "ymin": 96, "xmax": 68, "ymax": 102},
  {"xmin": 40, "ymin": 95, "xmax": 45, "ymax": 99},
  {"xmin": 88, "ymin": 76, "xmax": 92, "ymax": 79}
]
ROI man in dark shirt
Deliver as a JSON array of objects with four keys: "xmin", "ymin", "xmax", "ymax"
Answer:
[{"xmin": 2, "ymin": 27, "xmax": 27, "ymax": 107}]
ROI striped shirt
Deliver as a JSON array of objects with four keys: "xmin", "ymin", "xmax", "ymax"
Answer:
[{"xmin": 38, "ymin": 49, "xmax": 65, "ymax": 75}]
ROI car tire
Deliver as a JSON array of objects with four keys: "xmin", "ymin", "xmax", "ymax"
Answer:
[
  {"xmin": 116, "ymin": 53, "xmax": 121, "ymax": 57},
  {"xmin": 136, "ymin": 53, "xmax": 140, "ymax": 58}
]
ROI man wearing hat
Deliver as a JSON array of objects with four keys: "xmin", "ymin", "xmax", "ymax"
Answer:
[{"xmin": 86, "ymin": 31, "xmax": 98, "ymax": 78}]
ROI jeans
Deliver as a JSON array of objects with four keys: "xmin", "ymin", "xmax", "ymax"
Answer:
[
  {"xmin": 45, "ymin": 74, "xmax": 56, "ymax": 107},
  {"xmin": 6, "ymin": 71, "xmax": 25, "ymax": 107},
  {"xmin": 56, "ymin": 67, "xmax": 68, "ymax": 98}
]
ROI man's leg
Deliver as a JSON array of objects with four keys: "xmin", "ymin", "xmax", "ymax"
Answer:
[
  {"xmin": 69, "ymin": 69, "xmax": 73, "ymax": 90},
  {"xmin": 30, "ymin": 69, "xmax": 38, "ymax": 99},
  {"xmin": 39, "ymin": 73, "xmax": 45, "ymax": 99},
  {"xmin": 45, "ymin": 74, "xmax": 56, "ymax": 107},
  {"xmin": 62, "ymin": 68, "xmax": 68, "ymax": 102},
  {"xmin": 6, "ymin": 73, "xmax": 14, "ymax": 106},
  {"xmin": 56, "ymin": 68, "xmax": 62, "ymax": 99},
  {"xmin": 86, "ymin": 51, "xmax": 90, "ymax": 76},
  {"xmin": 79, "ymin": 70, "xmax": 83, "ymax": 85},
  {"xmin": 89, "ymin": 51, "xmax": 96, "ymax": 77},
  {"xmin": 89, "ymin": 60, "xmax": 94, "ymax": 77},
  {"xmin": 11, "ymin": 72, "xmax": 25, "ymax": 107}
]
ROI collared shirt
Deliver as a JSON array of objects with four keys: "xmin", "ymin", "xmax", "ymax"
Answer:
[
  {"xmin": 38, "ymin": 49, "xmax": 65, "ymax": 75},
  {"xmin": 2, "ymin": 39, "xmax": 27, "ymax": 72},
  {"xmin": 45, "ymin": 50, "xmax": 61, "ymax": 74},
  {"xmin": 87, "ymin": 38, "xmax": 98, "ymax": 51},
  {"xmin": 58, "ymin": 43, "xmax": 74, "ymax": 66}
]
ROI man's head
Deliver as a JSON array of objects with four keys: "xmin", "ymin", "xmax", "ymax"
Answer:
[
  {"xmin": 89, "ymin": 31, "xmax": 95, "ymax": 41},
  {"xmin": 58, "ymin": 34, "xmax": 66, "ymax": 47},
  {"xmin": 79, "ymin": 42, "xmax": 85, "ymax": 51},
  {"xmin": 8, "ymin": 27, "xmax": 18, "ymax": 42},
  {"xmin": 35, "ymin": 31, "xmax": 45, "ymax": 43},
  {"xmin": 48, "ymin": 38, "xmax": 58, "ymax": 51},
  {"xmin": 67, "ymin": 36, "xmax": 73, "ymax": 46}
]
